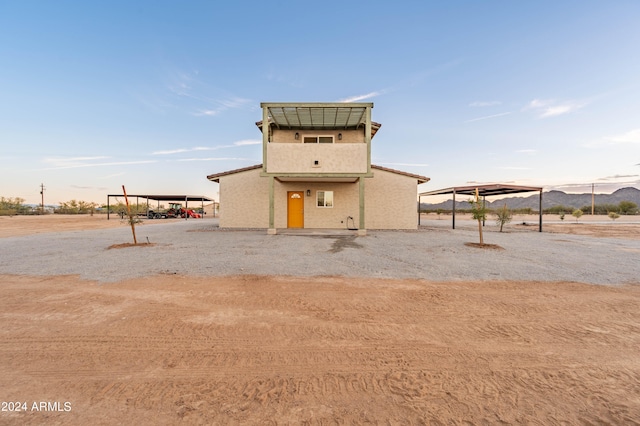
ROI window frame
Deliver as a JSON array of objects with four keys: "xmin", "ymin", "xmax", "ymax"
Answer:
[
  {"xmin": 316, "ymin": 190, "xmax": 334, "ymax": 208},
  {"xmin": 302, "ymin": 135, "xmax": 334, "ymax": 144}
]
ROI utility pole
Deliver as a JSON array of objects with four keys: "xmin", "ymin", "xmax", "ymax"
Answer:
[
  {"xmin": 591, "ymin": 183, "xmax": 595, "ymax": 215},
  {"xmin": 40, "ymin": 183, "xmax": 45, "ymax": 214}
]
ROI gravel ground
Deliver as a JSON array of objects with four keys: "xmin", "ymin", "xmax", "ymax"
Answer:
[{"xmin": 1, "ymin": 218, "xmax": 639, "ymax": 285}]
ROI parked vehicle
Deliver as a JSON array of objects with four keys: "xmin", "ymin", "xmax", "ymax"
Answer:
[{"xmin": 146, "ymin": 203, "xmax": 201, "ymax": 219}]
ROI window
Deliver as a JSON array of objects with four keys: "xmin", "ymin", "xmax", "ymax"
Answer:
[
  {"xmin": 317, "ymin": 191, "xmax": 333, "ymax": 208},
  {"xmin": 303, "ymin": 136, "xmax": 334, "ymax": 144}
]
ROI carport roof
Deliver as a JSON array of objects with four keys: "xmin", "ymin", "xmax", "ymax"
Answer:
[
  {"xmin": 107, "ymin": 194, "xmax": 214, "ymax": 202},
  {"xmin": 420, "ymin": 184, "xmax": 542, "ymax": 197}
]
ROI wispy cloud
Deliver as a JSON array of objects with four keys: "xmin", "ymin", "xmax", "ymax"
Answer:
[
  {"xmin": 603, "ymin": 128, "xmax": 640, "ymax": 144},
  {"xmin": 465, "ymin": 112, "xmax": 511, "ymax": 123},
  {"xmin": 177, "ymin": 157, "xmax": 256, "ymax": 162},
  {"xmin": 164, "ymin": 70, "xmax": 253, "ymax": 117},
  {"xmin": 516, "ymin": 149, "xmax": 537, "ymax": 154},
  {"xmin": 469, "ymin": 101, "xmax": 501, "ymax": 107},
  {"xmin": 497, "ymin": 166, "xmax": 532, "ymax": 170},
  {"xmin": 376, "ymin": 162, "xmax": 429, "ymax": 167},
  {"xmin": 100, "ymin": 172, "xmax": 126, "ymax": 179},
  {"xmin": 232, "ymin": 139, "xmax": 262, "ymax": 146},
  {"xmin": 525, "ymin": 98, "xmax": 586, "ymax": 118},
  {"xmin": 339, "ymin": 91, "xmax": 384, "ymax": 103},
  {"xmin": 40, "ymin": 157, "xmax": 156, "ymax": 170},
  {"xmin": 597, "ymin": 174, "xmax": 639, "ymax": 181},
  {"xmin": 71, "ymin": 184, "xmax": 108, "ymax": 191},
  {"xmin": 152, "ymin": 140, "xmax": 261, "ymax": 156}
]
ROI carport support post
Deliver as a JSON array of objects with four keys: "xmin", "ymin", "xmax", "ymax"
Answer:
[
  {"xmin": 452, "ymin": 190, "xmax": 456, "ymax": 229},
  {"xmin": 539, "ymin": 189, "xmax": 543, "ymax": 232},
  {"xmin": 482, "ymin": 195, "xmax": 486, "ymax": 226}
]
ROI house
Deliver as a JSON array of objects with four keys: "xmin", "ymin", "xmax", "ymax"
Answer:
[{"xmin": 207, "ymin": 102, "xmax": 429, "ymax": 234}]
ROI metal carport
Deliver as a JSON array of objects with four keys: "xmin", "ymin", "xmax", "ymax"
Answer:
[
  {"xmin": 106, "ymin": 194, "xmax": 214, "ymax": 220},
  {"xmin": 419, "ymin": 184, "xmax": 544, "ymax": 232}
]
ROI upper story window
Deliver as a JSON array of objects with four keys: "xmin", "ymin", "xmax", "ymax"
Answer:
[{"xmin": 303, "ymin": 136, "xmax": 333, "ymax": 144}]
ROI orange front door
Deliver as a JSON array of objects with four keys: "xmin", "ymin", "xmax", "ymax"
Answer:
[{"xmin": 287, "ymin": 191, "xmax": 304, "ymax": 228}]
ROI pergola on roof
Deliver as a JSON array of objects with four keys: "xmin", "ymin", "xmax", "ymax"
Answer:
[
  {"xmin": 257, "ymin": 102, "xmax": 381, "ymax": 137},
  {"xmin": 419, "ymin": 184, "xmax": 544, "ymax": 232}
]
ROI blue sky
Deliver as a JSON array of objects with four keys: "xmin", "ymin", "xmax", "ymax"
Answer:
[{"xmin": 1, "ymin": 1, "xmax": 639, "ymax": 205}]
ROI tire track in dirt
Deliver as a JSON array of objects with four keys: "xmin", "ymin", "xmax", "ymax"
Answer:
[{"xmin": 1, "ymin": 274, "xmax": 639, "ymax": 424}]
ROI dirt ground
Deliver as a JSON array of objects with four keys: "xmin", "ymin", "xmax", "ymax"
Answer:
[
  {"xmin": 1, "ymin": 215, "xmax": 640, "ymax": 424},
  {"xmin": 0, "ymin": 214, "xmax": 182, "ymax": 238},
  {"xmin": 2, "ymin": 213, "xmax": 640, "ymax": 240},
  {"xmin": 0, "ymin": 275, "xmax": 638, "ymax": 424}
]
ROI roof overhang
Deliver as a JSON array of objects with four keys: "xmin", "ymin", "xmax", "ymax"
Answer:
[
  {"xmin": 275, "ymin": 176, "xmax": 360, "ymax": 183},
  {"xmin": 420, "ymin": 184, "xmax": 542, "ymax": 197}
]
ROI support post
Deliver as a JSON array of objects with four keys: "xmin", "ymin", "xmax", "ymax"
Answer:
[
  {"xmin": 482, "ymin": 195, "xmax": 486, "ymax": 226},
  {"xmin": 539, "ymin": 189, "xmax": 543, "ymax": 232},
  {"xmin": 268, "ymin": 176, "xmax": 276, "ymax": 234},
  {"xmin": 358, "ymin": 177, "xmax": 366, "ymax": 235},
  {"xmin": 452, "ymin": 190, "xmax": 456, "ymax": 229}
]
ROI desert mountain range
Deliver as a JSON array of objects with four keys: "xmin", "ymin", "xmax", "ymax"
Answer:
[{"xmin": 420, "ymin": 187, "xmax": 640, "ymax": 211}]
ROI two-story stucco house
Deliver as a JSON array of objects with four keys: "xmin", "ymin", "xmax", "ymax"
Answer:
[{"xmin": 206, "ymin": 102, "xmax": 429, "ymax": 234}]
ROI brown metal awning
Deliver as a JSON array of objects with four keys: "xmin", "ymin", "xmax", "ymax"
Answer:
[
  {"xmin": 419, "ymin": 184, "xmax": 544, "ymax": 232},
  {"xmin": 106, "ymin": 194, "xmax": 214, "ymax": 220}
]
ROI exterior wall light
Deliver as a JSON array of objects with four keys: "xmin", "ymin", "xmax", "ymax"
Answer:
[
  {"xmin": 306, "ymin": 190, "xmax": 311, "ymax": 197},
  {"xmin": 338, "ymin": 133, "xmax": 342, "ymax": 140},
  {"xmin": 295, "ymin": 132, "xmax": 299, "ymax": 140}
]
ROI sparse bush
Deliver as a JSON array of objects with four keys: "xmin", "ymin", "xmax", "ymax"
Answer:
[
  {"xmin": 56, "ymin": 200, "xmax": 97, "ymax": 214},
  {"xmin": 545, "ymin": 205, "xmax": 573, "ymax": 215},
  {"xmin": 0, "ymin": 197, "xmax": 29, "ymax": 215},
  {"xmin": 608, "ymin": 211, "xmax": 620, "ymax": 221},
  {"xmin": 618, "ymin": 201, "xmax": 638, "ymax": 215},
  {"xmin": 495, "ymin": 204, "xmax": 513, "ymax": 232},
  {"xmin": 572, "ymin": 209, "xmax": 583, "ymax": 222}
]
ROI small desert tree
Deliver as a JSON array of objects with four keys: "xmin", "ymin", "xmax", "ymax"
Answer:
[
  {"xmin": 122, "ymin": 185, "xmax": 142, "ymax": 244},
  {"xmin": 495, "ymin": 204, "xmax": 513, "ymax": 232},
  {"xmin": 608, "ymin": 211, "xmax": 620, "ymax": 221},
  {"xmin": 618, "ymin": 201, "xmax": 638, "ymax": 215},
  {"xmin": 571, "ymin": 209, "xmax": 583, "ymax": 223},
  {"xmin": 469, "ymin": 188, "xmax": 488, "ymax": 245}
]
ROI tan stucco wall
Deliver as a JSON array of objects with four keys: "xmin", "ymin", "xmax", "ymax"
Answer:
[
  {"xmin": 218, "ymin": 168, "xmax": 270, "ymax": 228},
  {"xmin": 274, "ymin": 182, "xmax": 361, "ymax": 229},
  {"xmin": 266, "ymin": 143, "xmax": 367, "ymax": 174},
  {"xmin": 218, "ymin": 167, "xmax": 420, "ymax": 230},
  {"xmin": 365, "ymin": 169, "xmax": 419, "ymax": 229}
]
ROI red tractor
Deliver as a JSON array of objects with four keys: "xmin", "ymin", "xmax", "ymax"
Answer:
[
  {"xmin": 169, "ymin": 203, "xmax": 202, "ymax": 218},
  {"xmin": 146, "ymin": 203, "xmax": 202, "ymax": 219}
]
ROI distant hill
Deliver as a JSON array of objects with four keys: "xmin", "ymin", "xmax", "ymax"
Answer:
[{"xmin": 420, "ymin": 187, "xmax": 640, "ymax": 211}]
